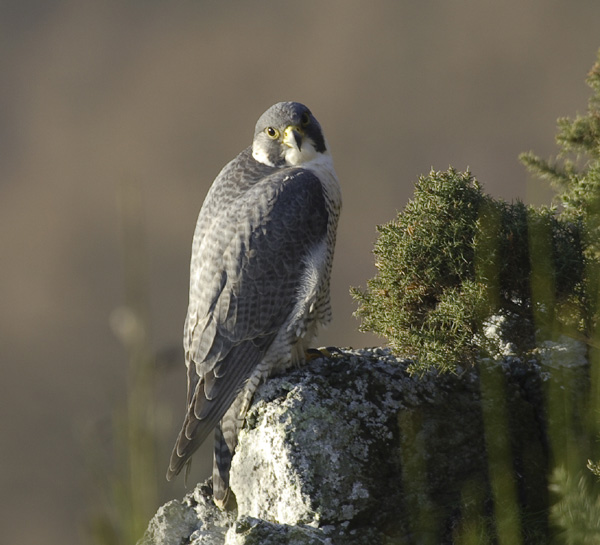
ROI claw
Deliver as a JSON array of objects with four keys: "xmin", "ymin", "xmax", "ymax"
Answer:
[{"xmin": 305, "ymin": 346, "xmax": 340, "ymax": 361}]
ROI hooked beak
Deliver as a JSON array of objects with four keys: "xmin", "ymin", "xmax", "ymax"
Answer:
[{"xmin": 283, "ymin": 125, "xmax": 303, "ymax": 151}]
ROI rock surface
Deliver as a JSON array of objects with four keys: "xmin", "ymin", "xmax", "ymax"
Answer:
[{"xmin": 140, "ymin": 347, "xmax": 562, "ymax": 544}]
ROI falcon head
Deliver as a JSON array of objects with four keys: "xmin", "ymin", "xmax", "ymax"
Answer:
[{"xmin": 252, "ymin": 102, "xmax": 328, "ymax": 168}]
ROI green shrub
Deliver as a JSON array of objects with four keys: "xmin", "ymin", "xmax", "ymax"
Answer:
[
  {"xmin": 351, "ymin": 48, "xmax": 600, "ymax": 544},
  {"xmin": 521, "ymin": 49, "xmax": 600, "ymax": 336},
  {"xmin": 353, "ymin": 51, "xmax": 600, "ymax": 375},
  {"xmin": 520, "ymin": 49, "xmax": 600, "ymax": 537},
  {"xmin": 351, "ymin": 168, "xmax": 585, "ymax": 373}
]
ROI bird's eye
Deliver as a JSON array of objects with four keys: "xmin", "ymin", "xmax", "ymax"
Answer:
[
  {"xmin": 301, "ymin": 112, "xmax": 311, "ymax": 127},
  {"xmin": 266, "ymin": 127, "xmax": 279, "ymax": 139}
]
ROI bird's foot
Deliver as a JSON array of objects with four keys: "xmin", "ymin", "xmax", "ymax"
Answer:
[{"xmin": 305, "ymin": 346, "xmax": 342, "ymax": 361}]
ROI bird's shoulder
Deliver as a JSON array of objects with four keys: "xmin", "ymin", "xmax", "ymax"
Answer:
[
  {"xmin": 195, "ymin": 148, "xmax": 327, "ymax": 240},
  {"xmin": 212, "ymin": 146, "xmax": 326, "ymax": 199},
  {"xmin": 204, "ymin": 147, "xmax": 274, "ymax": 203}
]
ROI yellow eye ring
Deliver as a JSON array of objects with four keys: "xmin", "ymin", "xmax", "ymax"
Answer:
[
  {"xmin": 266, "ymin": 127, "xmax": 279, "ymax": 139},
  {"xmin": 301, "ymin": 112, "xmax": 310, "ymax": 127}
]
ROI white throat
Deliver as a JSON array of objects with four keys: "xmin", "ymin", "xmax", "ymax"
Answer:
[
  {"xmin": 283, "ymin": 140, "xmax": 319, "ymax": 166},
  {"xmin": 252, "ymin": 139, "xmax": 322, "ymax": 168}
]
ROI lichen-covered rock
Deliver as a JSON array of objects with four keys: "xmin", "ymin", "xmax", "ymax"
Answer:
[
  {"xmin": 142, "ymin": 347, "xmax": 559, "ymax": 544},
  {"xmin": 230, "ymin": 348, "xmax": 415, "ymax": 528},
  {"xmin": 140, "ymin": 482, "xmax": 234, "ymax": 545},
  {"xmin": 138, "ymin": 499, "xmax": 199, "ymax": 545},
  {"xmin": 223, "ymin": 516, "xmax": 331, "ymax": 545}
]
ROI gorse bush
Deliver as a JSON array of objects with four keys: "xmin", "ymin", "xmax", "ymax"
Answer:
[
  {"xmin": 353, "ymin": 48, "xmax": 600, "ymax": 543},
  {"xmin": 353, "ymin": 50, "xmax": 600, "ymax": 374},
  {"xmin": 521, "ymin": 49, "xmax": 600, "ymax": 337},
  {"xmin": 351, "ymin": 170, "xmax": 485, "ymax": 371},
  {"xmin": 351, "ymin": 169, "xmax": 585, "ymax": 373},
  {"xmin": 521, "ymin": 49, "xmax": 600, "ymax": 541}
]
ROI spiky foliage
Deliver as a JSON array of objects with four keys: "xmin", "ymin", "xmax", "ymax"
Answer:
[
  {"xmin": 521, "ymin": 49, "xmax": 600, "ymax": 261},
  {"xmin": 351, "ymin": 48, "xmax": 600, "ymax": 544},
  {"xmin": 521, "ymin": 49, "xmax": 600, "ymax": 537},
  {"xmin": 351, "ymin": 169, "xmax": 584, "ymax": 373},
  {"xmin": 351, "ymin": 170, "xmax": 484, "ymax": 372}
]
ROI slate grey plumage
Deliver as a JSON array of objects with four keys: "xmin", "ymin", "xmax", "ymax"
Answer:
[{"xmin": 167, "ymin": 102, "xmax": 341, "ymax": 508}]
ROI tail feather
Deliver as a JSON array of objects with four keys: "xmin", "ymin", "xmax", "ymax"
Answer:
[
  {"xmin": 212, "ymin": 422, "xmax": 233, "ymax": 508},
  {"xmin": 212, "ymin": 378, "xmax": 260, "ymax": 508},
  {"xmin": 166, "ymin": 342, "xmax": 266, "ymax": 482}
]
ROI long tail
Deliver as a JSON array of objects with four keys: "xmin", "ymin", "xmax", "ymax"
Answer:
[
  {"xmin": 212, "ymin": 375, "xmax": 260, "ymax": 508},
  {"xmin": 212, "ymin": 421, "xmax": 234, "ymax": 508}
]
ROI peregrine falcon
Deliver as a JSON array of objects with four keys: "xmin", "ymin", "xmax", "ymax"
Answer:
[{"xmin": 167, "ymin": 101, "xmax": 342, "ymax": 508}]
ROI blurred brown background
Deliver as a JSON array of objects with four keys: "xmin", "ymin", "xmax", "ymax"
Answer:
[{"xmin": 2, "ymin": 1, "xmax": 600, "ymax": 543}]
